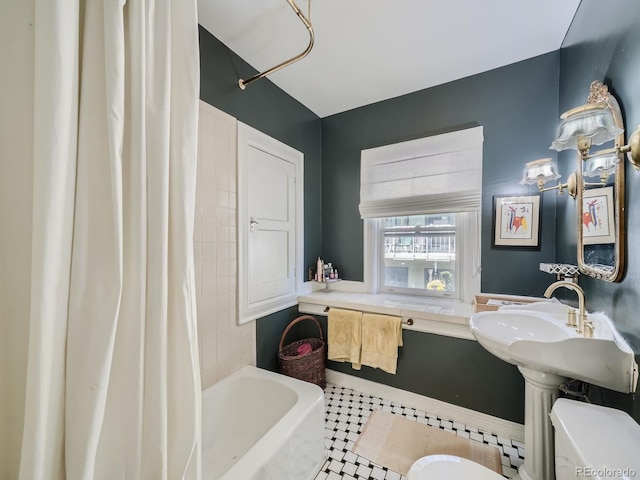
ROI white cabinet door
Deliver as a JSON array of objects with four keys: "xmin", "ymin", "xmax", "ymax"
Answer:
[
  {"xmin": 247, "ymin": 147, "xmax": 295, "ymax": 303},
  {"xmin": 238, "ymin": 122, "xmax": 303, "ymax": 324}
]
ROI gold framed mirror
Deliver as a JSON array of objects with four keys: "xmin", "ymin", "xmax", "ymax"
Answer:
[
  {"xmin": 527, "ymin": 81, "xmax": 639, "ymax": 281},
  {"xmin": 572, "ymin": 82, "xmax": 625, "ymax": 282}
]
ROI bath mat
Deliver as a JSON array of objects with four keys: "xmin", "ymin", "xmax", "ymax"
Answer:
[{"xmin": 352, "ymin": 409, "xmax": 502, "ymax": 476}]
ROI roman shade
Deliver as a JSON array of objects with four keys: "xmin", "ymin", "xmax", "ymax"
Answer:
[{"xmin": 359, "ymin": 126, "xmax": 484, "ymax": 218}]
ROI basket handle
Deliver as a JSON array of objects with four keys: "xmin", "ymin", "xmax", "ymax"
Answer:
[{"xmin": 278, "ymin": 315, "xmax": 324, "ymax": 351}]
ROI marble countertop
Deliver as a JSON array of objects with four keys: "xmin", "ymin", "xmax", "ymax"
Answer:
[
  {"xmin": 297, "ymin": 289, "xmax": 549, "ymax": 340},
  {"xmin": 298, "ymin": 290, "xmax": 472, "ymax": 323},
  {"xmin": 297, "ymin": 290, "xmax": 473, "ymax": 339}
]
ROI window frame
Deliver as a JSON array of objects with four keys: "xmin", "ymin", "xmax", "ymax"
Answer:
[{"xmin": 364, "ymin": 212, "xmax": 480, "ymax": 303}]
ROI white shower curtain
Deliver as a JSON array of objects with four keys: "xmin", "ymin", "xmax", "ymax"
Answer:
[{"xmin": 19, "ymin": 1, "xmax": 201, "ymax": 479}]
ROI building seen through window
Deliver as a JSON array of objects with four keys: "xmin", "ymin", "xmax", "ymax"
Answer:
[{"xmin": 382, "ymin": 214, "xmax": 457, "ymax": 296}]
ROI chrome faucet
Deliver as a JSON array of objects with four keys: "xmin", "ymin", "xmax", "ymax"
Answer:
[{"xmin": 543, "ymin": 280, "xmax": 593, "ymax": 337}]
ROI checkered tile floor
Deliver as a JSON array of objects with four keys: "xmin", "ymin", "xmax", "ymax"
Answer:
[{"xmin": 314, "ymin": 383, "xmax": 525, "ymax": 480}]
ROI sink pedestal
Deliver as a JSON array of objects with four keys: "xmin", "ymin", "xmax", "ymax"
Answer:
[{"xmin": 517, "ymin": 367, "xmax": 564, "ymax": 480}]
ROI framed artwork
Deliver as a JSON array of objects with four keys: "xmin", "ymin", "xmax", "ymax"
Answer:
[
  {"xmin": 582, "ymin": 187, "xmax": 615, "ymax": 245},
  {"xmin": 493, "ymin": 194, "xmax": 541, "ymax": 248}
]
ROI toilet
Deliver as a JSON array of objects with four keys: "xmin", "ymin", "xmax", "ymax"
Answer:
[
  {"xmin": 550, "ymin": 398, "xmax": 640, "ymax": 480},
  {"xmin": 408, "ymin": 398, "xmax": 640, "ymax": 480},
  {"xmin": 407, "ymin": 454, "xmax": 503, "ymax": 479}
]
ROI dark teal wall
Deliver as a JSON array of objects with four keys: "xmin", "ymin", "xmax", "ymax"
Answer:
[
  {"xmin": 320, "ymin": 53, "xmax": 561, "ymax": 296},
  {"xmin": 556, "ymin": 0, "xmax": 640, "ymax": 421}
]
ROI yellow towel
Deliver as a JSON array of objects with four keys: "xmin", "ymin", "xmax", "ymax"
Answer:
[
  {"xmin": 328, "ymin": 308, "xmax": 362, "ymax": 370},
  {"xmin": 360, "ymin": 313, "xmax": 403, "ymax": 374}
]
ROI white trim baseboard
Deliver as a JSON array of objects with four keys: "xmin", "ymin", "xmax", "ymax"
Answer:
[{"xmin": 326, "ymin": 369, "xmax": 524, "ymax": 443}]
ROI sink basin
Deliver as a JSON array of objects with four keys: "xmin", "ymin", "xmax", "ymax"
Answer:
[
  {"xmin": 470, "ymin": 311, "xmax": 574, "ymax": 364},
  {"xmin": 470, "ymin": 306, "xmax": 638, "ymax": 393}
]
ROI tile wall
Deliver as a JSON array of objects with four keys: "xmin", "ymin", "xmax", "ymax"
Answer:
[{"xmin": 195, "ymin": 101, "xmax": 256, "ymax": 389}]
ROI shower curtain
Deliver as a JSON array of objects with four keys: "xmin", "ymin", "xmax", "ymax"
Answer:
[{"xmin": 19, "ymin": 0, "xmax": 201, "ymax": 479}]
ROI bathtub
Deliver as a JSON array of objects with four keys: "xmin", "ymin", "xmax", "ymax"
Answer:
[{"xmin": 202, "ymin": 365, "xmax": 326, "ymax": 480}]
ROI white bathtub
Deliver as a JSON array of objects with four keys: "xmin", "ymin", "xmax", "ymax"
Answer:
[{"xmin": 202, "ymin": 365, "xmax": 326, "ymax": 480}]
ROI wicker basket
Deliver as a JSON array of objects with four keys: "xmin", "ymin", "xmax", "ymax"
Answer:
[{"xmin": 278, "ymin": 315, "xmax": 326, "ymax": 389}]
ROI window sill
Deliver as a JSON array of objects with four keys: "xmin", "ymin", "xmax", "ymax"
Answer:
[{"xmin": 297, "ymin": 289, "xmax": 475, "ymax": 340}]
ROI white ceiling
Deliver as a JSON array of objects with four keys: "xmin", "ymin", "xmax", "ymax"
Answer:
[{"xmin": 198, "ymin": 0, "xmax": 581, "ymax": 118}]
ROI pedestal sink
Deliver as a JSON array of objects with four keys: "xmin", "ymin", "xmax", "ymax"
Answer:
[{"xmin": 470, "ymin": 302, "xmax": 638, "ymax": 480}]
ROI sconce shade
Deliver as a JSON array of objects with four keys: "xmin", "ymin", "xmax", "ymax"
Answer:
[
  {"xmin": 520, "ymin": 158, "xmax": 560, "ymax": 186},
  {"xmin": 583, "ymin": 148, "xmax": 619, "ymax": 179},
  {"xmin": 550, "ymin": 103, "xmax": 623, "ymax": 152}
]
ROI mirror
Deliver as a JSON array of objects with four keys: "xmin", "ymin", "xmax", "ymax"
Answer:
[
  {"xmin": 574, "ymin": 82, "xmax": 625, "ymax": 282},
  {"xmin": 530, "ymin": 81, "xmax": 639, "ymax": 282}
]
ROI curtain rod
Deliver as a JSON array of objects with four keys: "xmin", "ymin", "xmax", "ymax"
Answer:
[{"xmin": 238, "ymin": 0, "xmax": 314, "ymax": 90}]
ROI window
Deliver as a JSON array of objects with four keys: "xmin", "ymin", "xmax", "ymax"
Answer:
[
  {"xmin": 365, "ymin": 211, "xmax": 479, "ymax": 301},
  {"xmin": 359, "ymin": 126, "xmax": 484, "ymax": 302},
  {"xmin": 381, "ymin": 214, "xmax": 457, "ymax": 296}
]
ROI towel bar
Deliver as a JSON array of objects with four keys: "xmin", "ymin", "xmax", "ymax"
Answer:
[{"xmin": 322, "ymin": 306, "xmax": 413, "ymax": 325}]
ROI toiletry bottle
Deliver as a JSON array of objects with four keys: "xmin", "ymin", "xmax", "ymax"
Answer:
[{"xmin": 317, "ymin": 257, "xmax": 323, "ymax": 282}]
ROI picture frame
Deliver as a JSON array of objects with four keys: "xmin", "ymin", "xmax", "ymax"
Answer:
[
  {"xmin": 582, "ymin": 186, "xmax": 615, "ymax": 245},
  {"xmin": 492, "ymin": 194, "xmax": 541, "ymax": 248}
]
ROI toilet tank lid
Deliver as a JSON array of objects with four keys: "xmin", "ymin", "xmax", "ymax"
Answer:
[{"xmin": 550, "ymin": 399, "xmax": 640, "ymax": 471}]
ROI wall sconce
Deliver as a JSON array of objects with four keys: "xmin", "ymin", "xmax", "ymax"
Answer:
[
  {"xmin": 550, "ymin": 83, "xmax": 640, "ymax": 169},
  {"xmin": 550, "ymin": 103, "xmax": 623, "ymax": 159},
  {"xmin": 519, "ymin": 82, "xmax": 639, "ymax": 202},
  {"xmin": 520, "ymin": 158, "xmax": 577, "ymax": 198},
  {"xmin": 586, "ymin": 125, "xmax": 640, "ymax": 169},
  {"xmin": 583, "ymin": 148, "xmax": 620, "ymax": 182}
]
